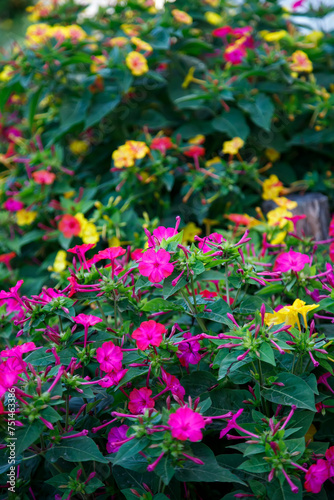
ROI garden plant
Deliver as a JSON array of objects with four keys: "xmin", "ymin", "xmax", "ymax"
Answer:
[{"xmin": 1, "ymin": 0, "xmax": 334, "ymax": 499}]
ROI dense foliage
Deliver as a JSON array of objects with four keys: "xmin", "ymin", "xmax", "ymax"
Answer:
[
  {"xmin": 0, "ymin": 0, "xmax": 334, "ymax": 293},
  {"xmin": 1, "ymin": 0, "xmax": 334, "ymax": 499}
]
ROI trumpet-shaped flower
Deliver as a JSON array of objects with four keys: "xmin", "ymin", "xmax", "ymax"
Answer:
[
  {"xmin": 128, "ymin": 387, "xmax": 155, "ymax": 414},
  {"xmin": 96, "ymin": 341, "xmax": 123, "ymax": 373},
  {"xmin": 274, "ymin": 249, "xmax": 310, "ymax": 273},
  {"xmin": 132, "ymin": 320, "xmax": 166, "ymax": 350},
  {"xmin": 168, "ymin": 406, "xmax": 205, "ymax": 442},
  {"xmin": 138, "ymin": 248, "xmax": 174, "ymax": 283}
]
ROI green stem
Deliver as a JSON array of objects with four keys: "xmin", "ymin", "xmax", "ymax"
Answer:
[
  {"xmin": 65, "ymin": 395, "xmax": 70, "ymax": 431},
  {"xmin": 258, "ymin": 359, "xmax": 270, "ymax": 417},
  {"xmin": 113, "ymin": 291, "xmax": 118, "ymax": 330},
  {"xmin": 225, "ymin": 262, "xmax": 230, "ymax": 306},
  {"xmin": 96, "ymin": 301, "xmax": 108, "ymax": 325},
  {"xmin": 182, "ymin": 285, "xmax": 207, "ymax": 333}
]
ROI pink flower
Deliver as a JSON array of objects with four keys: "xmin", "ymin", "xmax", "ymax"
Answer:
[
  {"xmin": 131, "ymin": 249, "xmax": 144, "ymax": 262},
  {"xmin": 1, "ymin": 342, "xmax": 37, "ymax": 359},
  {"xmin": 161, "ymin": 369, "xmax": 185, "ymax": 400},
  {"xmin": 330, "ymin": 243, "xmax": 334, "ymax": 263},
  {"xmin": 3, "ymin": 198, "xmax": 24, "ymax": 212},
  {"xmin": 292, "ymin": 0, "xmax": 306, "ymax": 9},
  {"xmin": 330, "ymin": 216, "xmax": 334, "ymax": 237},
  {"xmin": 138, "ymin": 248, "xmax": 174, "ymax": 283},
  {"xmin": 325, "ymin": 446, "xmax": 334, "ymax": 475},
  {"xmin": 151, "ymin": 137, "xmax": 173, "ymax": 155},
  {"xmin": 128, "ymin": 387, "xmax": 155, "ymax": 414},
  {"xmin": 224, "ymin": 43, "xmax": 247, "ymax": 65},
  {"xmin": 96, "ymin": 341, "xmax": 123, "ymax": 373},
  {"xmin": 198, "ymin": 232, "xmax": 225, "ymax": 253},
  {"xmin": 199, "ymin": 289, "xmax": 218, "ymax": 300},
  {"xmin": 0, "ymin": 358, "xmax": 22, "ymax": 396},
  {"xmin": 168, "ymin": 406, "xmax": 205, "ymax": 442},
  {"xmin": 274, "ymin": 249, "xmax": 310, "ymax": 273},
  {"xmin": 59, "ymin": 215, "xmax": 81, "ymax": 238},
  {"xmin": 152, "ymin": 226, "xmax": 178, "ymax": 244},
  {"xmin": 32, "ymin": 170, "xmax": 56, "ymax": 185},
  {"xmin": 68, "ymin": 244, "xmax": 95, "ymax": 256},
  {"xmin": 97, "ymin": 247, "xmax": 126, "ymax": 261},
  {"xmin": 98, "ymin": 369, "xmax": 128, "ymax": 387},
  {"xmin": 72, "ymin": 314, "xmax": 103, "ymax": 348},
  {"xmin": 176, "ymin": 331, "xmax": 201, "ymax": 367},
  {"xmin": 184, "ymin": 145, "xmax": 205, "ymax": 158},
  {"xmin": 132, "ymin": 320, "xmax": 166, "ymax": 350},
  {"xmin": 304, "ymin": 459, "xmax": 329, "ymax": 493},
  {"xmin": 106, "ymin": 425, "xmax": 129, "ymax": 453},
  {"xmin": 212, "ymin": 26, "xmax": 233, "ymax": 38}
]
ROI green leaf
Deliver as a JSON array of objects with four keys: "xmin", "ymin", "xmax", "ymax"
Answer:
[
  {"xmin": 45, "ymin": 436, "xmax": 109, "ymax": 463},
  {"xmin": 238, "ymin": 457, "xmax": 272, "ymax": 474},
  {"xmin": 197, "ymin": 298, "xmax": 231, "ymax": 324},
  {"xmin": 259, "ymin": 343, "xmax": 276, "ymax": 366},
  {"xmin": 141, "ymin": 298, "xmax": 184, "ymax": 313},
  {"xmin": 212, "ymin": 108, "xmax": 250, "ymax": 140},
  {"xmin": 85, "ymin": 92, "xmax": 121, "ymax": 128},
  {"xmin": 112, "ymin": 438, "xmax": 149, "ymax": 467},
  {"xmin": 154, "ymin": 455, "xmax": 175, "ymax": 485},
  {"xmin": 238, "ymin": 94, "xmax": 274, "ymax": 131},
  {"xmin": 15, "ymin": 420, "xmax": 44, "ymax": 456},
  {"xmin": 267, "ymin": 477, "xmax": 302, "ymax": 500},
  {"xmin": 181, "ymin": 371, "xmax": 217, "ymax": 397},
  {"xmin": 174, "ymin": 443, "xmax": 245, "ymax": 484},
  {"xmin": 262, "ymin": 373, "xmax": 316, "ymax": 411},
  {"xmin": 162, "ymin": 271, "xmax": 188, "ymax": 299},
  {"xmin": 25, "ymin": 347, "xmax": 78, "ymax": 367},
  {"xmin": 235, "ymin": 296, "xmax": 273, "ymax": 314}
]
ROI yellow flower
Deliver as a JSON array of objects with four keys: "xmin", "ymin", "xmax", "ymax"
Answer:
[
  {"xmin": 81, "ymin": 222, "xmax": 99, "ymax": 244},
  {"xmin": 16, "ymin": 209, "xmax": 37, "ymax": 226},
  {"xmin": 262, "ymin": 174, "xmax": 283, "ymax": 200},
  {"xmin": 204, "ymin": 12, "xmax": 223, "ymax": 26},
  {"xmin": 273, "ymin": 197, "xmax": 297, "ymax": 210},
  {"xmin": 290, "ymin": 50, "xmax": 313, "ymax": 73},
  {"xmin": 182, "ymin": 222, "xmax": 202, "ymax": 243},
  {"xmin": 74, "ymin": 212, "xmax": 87, "ymax": 228},
  {"xmin": 112, "ymin": 145, "xmax": 135, "ymax": 168},
  {"xmin": 109, "ymin": 36, "xmax": 128, "ymax": 48},
  {"xmin": 265, "ymin": 299, "xmax": 318, "ymax": 331},
  {"xmin": 121, "ymin": 24, "xmax": 140, "ymax": 37},
  {"xmin": 0, "ymin": 65, "xmax": 14, "ymax": 82},
  {"xmin": 182, "ymin": 66, "xmax": 196, "ymax": 89},
  {"xmin": 205, "ymin": 156, "xmax": 222, "ymax": 167},
  {"xmin": 188, "ymin": 135, "xmax": 205, "ymax": 145},
  {"xmin": 304, "ymin": 31, "xmax": 324, "ymax": 45},
  {"xmin": 69, "ymin": 139, "xmax": 89, "ymax": 155},
  {"xmin": 26, "ymin": 1, "xmax": 52, "ymax": 22},
  {"xmin": 265, "ymin": 148, "xmax": 280, "ymax": 163},
  {"xmin": 90, "ymin": 55, "xmax": 107, "ymax": 73},
  {"xmin": 64, "ymin": 191, "xmax": 75, "ymax": 199},
  {"xmin": 108, "ymin": 236, "xmax": 121, "ymax": 247},
  {"xmin": 125, "ymin": 140, "xmax": 149, "ymax": 160},
  {"xmin": 203, "ymin": 0, "xmax": 219, "ymax": 6},
  {"xmin": 126, "ymin": 51, "xmax": 149, "ymax": 76},
  {"xmin": 172, "ymin": 9, "xmax": 193, "ymax": 25},
  {"xmin": 49, "ymin": 250, "xmax": 67, "ymax": 273},
  {"xmin": 267, "ymin": 207, "xmax": 293, "ymax": 230},
  {"xmin": 270, "ymin": 231, "xmax": 287, "ymax": 245},
  {"xmin": 25, "ymin": 23, "xmax": 50, "ymax": 47},
  {"xmin": 262, "ymin": 30, "xmax": 287, "ymax": 42},
  {"xmin": 222, "ymin": 137, "xmax": 244, "ymax": 155},
  {"xmin": 131, "ymin": 37, "xmax": 153, "ymax": 54}
]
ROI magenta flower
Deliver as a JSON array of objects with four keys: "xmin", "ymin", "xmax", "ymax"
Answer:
[
  {"xmin": 168, "ymin": 406, "xmax": 205, "ymax": 442},
  {"xmin": 304, "ymin": 459, "xmax": 329, "ymax": 493},
  {"xmin": 0, "ymin": 358, "xmax": 22, "ymax": 396},
  {"xmin": 325, "ymin": 446, "xmax": 334, "ymax": 475},
  {"xmin": 1, "ymin": 342, "xmax": 37, "ymax": 359},
  {"xmin": 132, "ymin": 320, "xmax": 166, "ymax": 350},
  {"xmin": 72, "ymin": 314, "xmax": 103, "ymax": 348},
  {"xmin": 176, "ymin": 331, "xmax": 201, "ymax": 367},
  {"xmin": 98, "ymin": 368, "xmax": 128, "ymax": 387},
  {"xmin": 152, "ymin": 226, "xmax": 178, "ymax": 244},
  {"xmin": 97, "ymin": 247, "xmax": 126, "ymax": 261},
  {"xmin": 128, "ymin": 387, "xmax": 155, "ymax": 414},
  {"xmin": 274, "ymin": 249, "xmax": 310, "ymax": 273},
  {"xmin": 198, "ymin": 232, "xmax": 225, "ymax": 253},
  {"xmin": 3, "ymin": 198, "xmax": 24, "ymax": 212},
  {"xmin": 106, "ymin": 425, "xmax": 129, "ymax": 453},
  {"xmin": 138, "ymin": 248, "xmax": 174, "ymax": 283},
  {"xmin": 96, "ymin": 341, "xmax": 123, "ymax": 373},
  {"xmin": 161, "ymin": 369, "xmax": 185, "ymax": 400}
]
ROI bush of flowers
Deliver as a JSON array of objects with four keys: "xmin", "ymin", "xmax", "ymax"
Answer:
[
  {"xmin": 0, "ymin": 0, "xmax": 334, "ymax": 292},
  {"xmin": 2, "ymin": 210, "xmax": 334, "ymax": 499}
]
